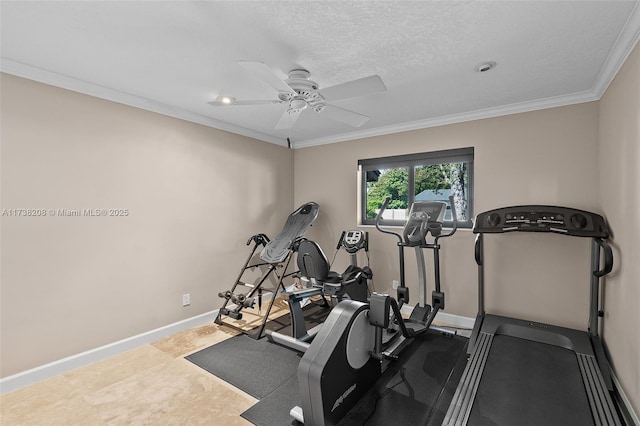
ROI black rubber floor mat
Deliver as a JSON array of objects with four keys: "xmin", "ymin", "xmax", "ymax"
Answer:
[
  {"xmin": 186, "ymin": 333, "xmax": 302, "ymax": 399},
  {"xmin": 338, "ymin": 331, "xmax": 469, "ymax": 426},
  {"xmin": 187, "ymin": 302, "xmax": 329, "ymax": 400}
]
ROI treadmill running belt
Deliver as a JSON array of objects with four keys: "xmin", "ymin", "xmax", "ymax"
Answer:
[{"xmin": 469, "ymin": 335, "xmax": 594, "ymax": 426}]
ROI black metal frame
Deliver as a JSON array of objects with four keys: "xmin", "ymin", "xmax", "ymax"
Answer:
[
  {"xmin": 214, "ymin": 234, "xmax": 297, "ymax": 340},
  {"xmin": 446, "ymin": 205, "xmax": 620, "ymax": 426}
]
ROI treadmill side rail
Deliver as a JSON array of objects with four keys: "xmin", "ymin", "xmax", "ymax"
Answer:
[
  {"xmin": 577, "ymin": 353, "xmax": 621, "ymax": 426},
  {"xmin": 444, "ymin": 332, "xmax": 493, "ymax": 426}
]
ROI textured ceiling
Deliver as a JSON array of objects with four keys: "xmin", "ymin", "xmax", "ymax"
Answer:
[{"xmin": 2, "ymin": 1, "xmax": 639, "ymax": 148}]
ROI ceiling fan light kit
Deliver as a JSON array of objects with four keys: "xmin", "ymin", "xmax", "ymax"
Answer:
[
  {"xmin": 219, "ymin": 96, "xmax": 236, "ymax": 104},
  {"xmin": 210, "ymin": 61, "xmax": 387, "ymax": 131}
]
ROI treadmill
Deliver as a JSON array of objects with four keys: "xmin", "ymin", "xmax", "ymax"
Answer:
[{"xmin": 444, "ymin": 205, "xmax": 621, "ymax": 425}]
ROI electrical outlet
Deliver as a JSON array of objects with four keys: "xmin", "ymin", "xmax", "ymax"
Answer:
[
  {"xmin": 392, "ymin": 280, "xmax": 399, "ymax": 289},
  {"xmin": 182, "ymin": 293, "xmax": 190, "ymax": 307}
]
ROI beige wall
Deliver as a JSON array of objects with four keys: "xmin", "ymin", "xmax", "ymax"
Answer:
[
  {"xmin": 295, "ymin": 102, "xmax": 600, "ymax": 331},
  {"xmin": 295, "ymin": 46, "xmax": 640, "ymax": 412},
  {"xmin": 0, "ymin": 74, "xmax": 294, "ymax": 377},
  {"xmin": 1, "ymin": 43, "xmax": 637, "ymax": 414},
  {"xmin": 598, "ymin": 42, "xmax": 640, "ymax": 415}
]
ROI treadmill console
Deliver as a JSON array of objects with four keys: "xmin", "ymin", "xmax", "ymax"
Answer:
[{"xmin": 474, "ymin": 205, "xmax": 609, "ymax": 238}]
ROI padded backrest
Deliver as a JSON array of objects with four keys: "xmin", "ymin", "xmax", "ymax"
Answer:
[{"xmin": 296, "ymin": 240, "xmax": 330, "ymax": 283}]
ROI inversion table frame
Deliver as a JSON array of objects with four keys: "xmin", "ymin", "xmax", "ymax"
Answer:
[{"xmin": 214, "ymin": 202, "xmax": 319, "ymax": 339}]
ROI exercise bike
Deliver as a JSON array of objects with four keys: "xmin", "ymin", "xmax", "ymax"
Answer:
[
  {"xmin": 291, "ymin": 196, "xmax": 458, "ymax": 425},
  {"xmin": 266, "ymin": 230, "xmax": 372, "ymax": 353}
]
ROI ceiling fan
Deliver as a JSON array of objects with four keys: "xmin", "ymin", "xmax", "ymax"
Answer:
[{"xmin": 209, "ymin": 61, "xmax": 387, "ymax": 130}]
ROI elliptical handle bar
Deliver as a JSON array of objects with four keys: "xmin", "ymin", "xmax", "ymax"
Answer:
[
  {"xmin": 375, "ymin": 197, "xmax": 403, "ymax": 244},
  {"xmin": 435, "ymin": 195, "xmax": 459, "ymax": 242}
]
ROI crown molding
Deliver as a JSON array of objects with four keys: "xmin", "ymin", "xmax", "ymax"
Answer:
[
  {"xmin": 591, "ymin": 1, "xmax": 640, "ymax": 98},
  {"xmin": 0, "ymin": 59, "xmax": 287, "ymax": 147},
  {"xmin": 292, "ymin": 90, "xmax": 599, "ymax": 149},
  {"xmin": 294, "ymin": 4, "xmax": 640, "ymax": 150},
  {"xmin": 3, "ymin": 0, "xmax": 639, "ymax": 151}
]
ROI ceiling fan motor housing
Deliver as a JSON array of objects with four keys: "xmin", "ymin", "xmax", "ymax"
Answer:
[
  {"xmin": 286, "ymin": 69, "xmax": 317, "ymax": 89},
  {"xmin": 282, "ymin": 69, "xmax": 326, "ymax": 112}
]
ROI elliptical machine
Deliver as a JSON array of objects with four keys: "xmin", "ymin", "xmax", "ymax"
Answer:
[
  {"xmin": 373, "ymin": 195, "xmax": 459, "ymax": 358},
  {"xmin": 292, "ymin": 196, "xmax": 458, "ymax": 425}
]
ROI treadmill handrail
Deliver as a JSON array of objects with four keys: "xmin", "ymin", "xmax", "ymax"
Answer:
[
  {"xmin": 593, "ymin": 238, "xmax": 613, "ymax": 278},
  {"xmin": 474, "ymin": 233, "xmax": 483, "ymax": 266}
]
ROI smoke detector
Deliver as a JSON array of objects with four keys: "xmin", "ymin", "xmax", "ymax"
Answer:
[{"xmin": 476, "ymin": 61, "xmax": 497, "ymax": 73}]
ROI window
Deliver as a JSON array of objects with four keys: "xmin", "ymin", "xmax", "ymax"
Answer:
[{"xmin": 359, "ymin": 147, "xmax": 474, "ymax": 228}]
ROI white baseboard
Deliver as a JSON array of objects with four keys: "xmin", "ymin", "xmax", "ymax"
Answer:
[
  {"xmin": 0, "ymin": 305, "xmax": 472, "ymax": 395},
  {"xmin": 0, "ymin": 310, "xmax": 219, "ymax": 394},
  {"xmin": 6, "ymin": 306, "xmax": 632, "ymax": 423},
  {"xmin": 399, "ymin": 305, "xmax": 475, "ymax": 330},
  {"xmin": 433, "ymin": 311, "xmax": 476, "ymax": 329}
]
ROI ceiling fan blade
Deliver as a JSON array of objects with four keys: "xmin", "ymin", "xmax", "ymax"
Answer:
[
  {"xmin": 320, "ymin": 104, "xmax": 370, "ymax": 127},
  {"xmin": 208, "ymin": 100, "xmax": 283, "ymax": 106},
  {"xmin": 319, "ymin": 75, "xmax": 386, "ymax": 102},
  {"xmin": 238, "ymin": 61, "xmax": 295, "ymax": 94},
  {"xmin": 276, "ymin": 109, "xmax": 303, "ymax": 130}
]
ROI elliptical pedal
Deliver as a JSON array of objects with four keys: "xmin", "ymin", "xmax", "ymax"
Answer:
[
  {"xmin": 409, "ymin": 303, "xmax": 432, "ymax": 322},
  {"xmin": 381, "ymin": 327, "xmax": 399, "ymax": 346}
]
